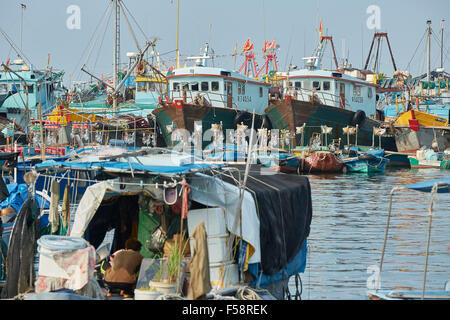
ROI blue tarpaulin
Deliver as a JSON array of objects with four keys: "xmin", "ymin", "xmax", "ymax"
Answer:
[
  {"xmin": 404, "ymin": 178, "xmax": 450, "ymax": 193},
  {"xmin": 35, "ymin": 159, "xmax": 221, "ymax": 174}
]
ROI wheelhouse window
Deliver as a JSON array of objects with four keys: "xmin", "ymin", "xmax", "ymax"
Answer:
[
  {"xmin": 238, "ymin": 82, "xmax": 246, "ymax": 94},
  {"xmin": 353, "ymin": 85, "xmax": 361, "ymax": 96},
  {"xmin": 288, "ymin": 81, "xmax": 293, "ymax": 88},
  {"xmin": 323, "ymin": 81, "xmax": 331, "ymax": 91},
  {"xmin": 0, "ymin": 84, "xmax": 7, "ymax": 94},
  {"xmin": 201, "ymin": 81, "xmax": 209, "ymax": 91},
  {"xmin": 182, "ymin": 83, "xmax": 189, "ymax": 91},
  {"xmin": 294, "ymin": 81, "xmax": 302, "ymax": 90},
  {"xmin": 172, "ymin": 82, "xmax": 180, "ymax": 91},
  {"xmin": 303, "ymin": 80, "xmax": 312, "ymax": 90},
  {"xmin": 259, "ymin": 87, "xmax": 263, "ymax": 97},
  {"xmin": 137, "ymin": 82, "xmax": 147, "ymax": 92},
  {"xmin": 312, "ymin": 81, "xmax": 321, "ymax": 90},
  {"xmin": 211, "ymin": 81, "xmax": 219, "ymax": 91},
  {"xmin": 27, "ymin": 85, "xmax": 34, "ymax": 93},
  {"xmin": 147, "ymin": 82, "xmax": 156, "ymax": 92},
  {"xmin": 190, "ymin": 82, "xmax": 199, "ymax": 91},
  {"xmin": 368, "ymin": 87, "xmax": 373, "ymax": 98}
]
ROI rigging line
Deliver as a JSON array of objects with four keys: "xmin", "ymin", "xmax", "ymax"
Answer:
[
  {"xmin": 93, "ymin": 7, "xmax": 114, "ymax": 72},
  {"xmin": 0, "ymin": 27, "xmax": 33, "ymax": 66},
  {"xmin": 71, "ymin": 1, "xmax": 113, "ymax": 79},
  {"xmin": 405, "ymin": 29, "xmax": 428, "ymax": 71},
  {"xmin": 431, "ymin": 30, "xmax": 450, "ymax": 65},
  {"xmin": 120, "ymin": 0, "xmax": 150, "ymax": 42},
  {"xmin": 81, "ymin": 1, "xmax": 114, "ymax": 74}
]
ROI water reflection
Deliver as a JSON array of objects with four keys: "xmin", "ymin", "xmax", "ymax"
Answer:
[{"xmin": 292, "ymin": 168, "xmax": 450, "ymax": 300}]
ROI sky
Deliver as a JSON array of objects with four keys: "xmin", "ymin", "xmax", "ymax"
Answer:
[{"xmin": 1, "ymin": 0, "xmax": 449, "ymax": 86}]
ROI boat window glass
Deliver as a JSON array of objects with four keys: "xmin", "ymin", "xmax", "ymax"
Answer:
[
  {"xmin": 323, "ymin": 81, "xmax": 330, "ymax": 91},
  {"xmin": 191, "ymin": 82, "xmax": 199, "ymax": 91},
  {"xmin": 11, "ymin": 84, "xmax": 20, "ymax": 92},
  {"xmin": 303, "ymin": 80, "xmax": 311, "ymax": 90},
  {"xmin": 313, "ymin": 81, "xmax": 321, "ymax": 90},
  {"xmin": 27, "ymin": 85, "xmax": 34, "ymax": 93},
  {"xmin": 182, "ymin": 83, "xmax": 189, "ymax": 91},
  {"xmin": 368, "ymin": 87, "xmax": 373, "ymax": 98},
  {"xmin": 241, "ymin": 83, "xmax": 245, "ymax": 95},
  {"xmin": 0, "ymin": 84, "xmax": 7, "ymax": 94},
  {"xmin": 211, "ymin": 81, "xmax": 219, "ymax": 91},
  {"xmin": 259, "ymin": 87, "xmax": 263, "ymax": 97},
  {"xmin": 294, "ymin": 81, "xmax": 301, "ymax": 89},
  {"xmin": 148, "ymin": 82, "xmax": 156, "ymax": 92},
  {"xmin": 289, "ymin": 82, "xmax": 293, "ymax": 88},
  {"xmin": 172, "ymin": 82, "xmax": 180, "ymax": 91},
  {"xmin": 137, "ymin": 82, "xmax": 147, "ymax": 92},
  {"xmin": 353, "ymin": 85, "xmax": 361, "ymax": 96},
  {"xmin": 237, "ymin": 83, "xmax": 241, "ymax": 94},
  {"xmin": 201, "ymin": 81, "xmax": 209, "ymax": 91}
]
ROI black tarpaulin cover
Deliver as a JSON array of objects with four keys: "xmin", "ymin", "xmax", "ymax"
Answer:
[{"xmin": 219, "ymin": 165, "xmax": 312, "ymax": 276}]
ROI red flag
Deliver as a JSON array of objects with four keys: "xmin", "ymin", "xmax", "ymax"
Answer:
[
  {"xmin": 168, "ymin": 65, "xmax": 174, "ymax": 71},
  {"xmin": 319, "ymin": 19, "xmax": 323, "ymax": 40},
  {"xmin": 242, "ymin": 38, "xmax": 254, "ymax": 52},
  {"xmin": 5, "ymin": 58, "xmax": 10, "ymax": 67}
]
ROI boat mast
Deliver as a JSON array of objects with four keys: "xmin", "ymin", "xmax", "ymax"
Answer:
[
  {"xmin": 426, "ymin": 20, "xmax": 431, "ymax": 83},
  {"xmin": 441, "ymin": 19, "xmax": 445, "ymax": 69},
  {"xmin": 176, "ymin": 0, "xmax": 180, "ymax": 69},
  {"xmin": 113, "ymin": 0, "xmax": 121, "ymax": 109}
]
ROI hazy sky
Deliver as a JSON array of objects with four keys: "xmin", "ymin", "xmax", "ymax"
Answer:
[{"xmin": 1, "ymin": 0, "xmax": 449, "ymax": 85}]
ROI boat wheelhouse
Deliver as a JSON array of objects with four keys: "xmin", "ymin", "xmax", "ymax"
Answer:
[
  {"xmin": 283, "ymin": 68, "xmax": 378, "ymax": 119},
  {"xmin": 166, "ymin": 65, "xmax": 270, "ymax": 115},
  {"xmin": 0, "ymin": 60, "xmax": 64, "ymax": 126}
]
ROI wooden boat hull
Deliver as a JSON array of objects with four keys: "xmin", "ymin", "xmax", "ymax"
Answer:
[
  {"xmin": 152, "ymin": 102, "xmax": 267, "ymax": 149},
  {"xmin": 394, "ymin": 126, "xmax": 450, "ymax": 153},
  {"xmin": 265, "ymin": 99, "xmax": 392, "ymax": 149},
  {"xmin": 301, "ymin": 151, "xmax": 344, "ymax": 173}
]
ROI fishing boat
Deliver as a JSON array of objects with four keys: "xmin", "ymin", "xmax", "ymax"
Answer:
[
  {"xmin": 153, "ymin": 42, "xmax": 271, "ymax": 149},
  {"xmin": 343, "ymin": 148, "xmax": 389, "ymax": 174},
  {"xmin": 1, "ymin": 147, "xmax": 313, "ymax": 301},
  {"xmin": 367, "ymin": 178, "xmax": 450, "ymax": 300},
  {"xmin": 265, "ymin": 28, "xmax": 386, "ymax": 150},
  {"xmin": 408, "ymin": 148, "xmax": 450, "ymax": 169}
]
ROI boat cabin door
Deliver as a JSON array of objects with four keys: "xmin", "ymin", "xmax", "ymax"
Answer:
[
  {"xmin": 226, "ymin": 81, "xmax": 233, "ymax": 108},
  {"xmin": 339, "ymin": 83, "xmax": 345, "ymax": 108},
  {"xmin": 339, "ymin": 82, "xmax": 345, "ymax": 109}
]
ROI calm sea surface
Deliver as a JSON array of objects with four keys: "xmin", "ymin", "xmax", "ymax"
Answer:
[{"xmin": 291, "ymin": 168, "xmax": 450, "ymax": 300}]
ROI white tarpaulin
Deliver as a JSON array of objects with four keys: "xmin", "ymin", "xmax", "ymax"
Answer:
[
  {"xmin": 70, "ymin": 179, "xmax": 164, "ymax": 238},
  {"xmin": 188, "ymin": 173, "xmax": 261, "ymax": 263}
]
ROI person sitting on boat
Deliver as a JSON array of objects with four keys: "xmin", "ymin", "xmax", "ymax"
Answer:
[{"xmin": 103, "ymin": 238, "xmax": 144, "ymax": 298}]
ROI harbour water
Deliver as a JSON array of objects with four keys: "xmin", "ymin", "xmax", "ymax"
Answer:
[{"xmin": 293, "ymin": 168, "xmax": 450, "ymax": 300}]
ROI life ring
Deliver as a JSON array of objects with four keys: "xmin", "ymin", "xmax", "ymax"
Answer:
[
  {"xmin": 136, "ymin": 61, "xmax": 146, "ymax": 75},
  {"xmin": 175, "ymin": 100, "xmax": 183, "ymax": 109},
  {"xmin": 350, "ymin": 110, "xmax": 366, "ymax": 127}
]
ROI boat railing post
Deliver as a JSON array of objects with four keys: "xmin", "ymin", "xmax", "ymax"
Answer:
[
  {"xmin": 421, "ymin": 183, "xmax": 439, "ymax": 300},
  {"xmin": 377, "ymin": 186, "xmax": 402, "ymax": 292}
]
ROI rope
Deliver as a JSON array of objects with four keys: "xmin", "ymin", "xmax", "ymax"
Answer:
[
  {"xmin": 236, "ymin": 286, "xmax": 269, "ymax": 300},
  {"xmin": 156, "ymin": 294, "xmax": 184, "ymax": 300},
  {"xmin": 36, "ymin": 235, "xmax": 89, "ymax": 256}
]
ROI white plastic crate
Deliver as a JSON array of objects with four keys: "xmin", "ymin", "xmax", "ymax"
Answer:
[{"xmin": 187, "ymin": 207, "xmax": 227, "ymax": 237}]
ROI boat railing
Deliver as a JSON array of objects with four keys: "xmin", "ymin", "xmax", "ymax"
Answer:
[
  {"xmin": 283, "ymin": 87, "xmax": 350, "ymax": 108},
  {"xmin": 377, "ymin": 182, "xmax": 449, "ymax": 300},
  {"xmin": 168, "ymin": 89, "xmax": 239, "ymax": 110}
]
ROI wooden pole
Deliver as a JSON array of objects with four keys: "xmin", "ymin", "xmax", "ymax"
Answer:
[{"xmin": 38, "ymin": 103, "xmax": 46, "ymax": 161}]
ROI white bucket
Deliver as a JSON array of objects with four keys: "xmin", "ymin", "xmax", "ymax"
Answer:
[
  {"xmin": 149, "ymin": 280, "xmax": 178, "ymax": 295},
  {"xmin": 209, "ymin": 261, "xmax": 239, "ymax": 289},
  {"xmin": 134, "ymin": 289, "xmax": 162, "ymax": 300},
  {"xmin": 38, "ymin": 246, "xmax": 69, "ymax": 278}
]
